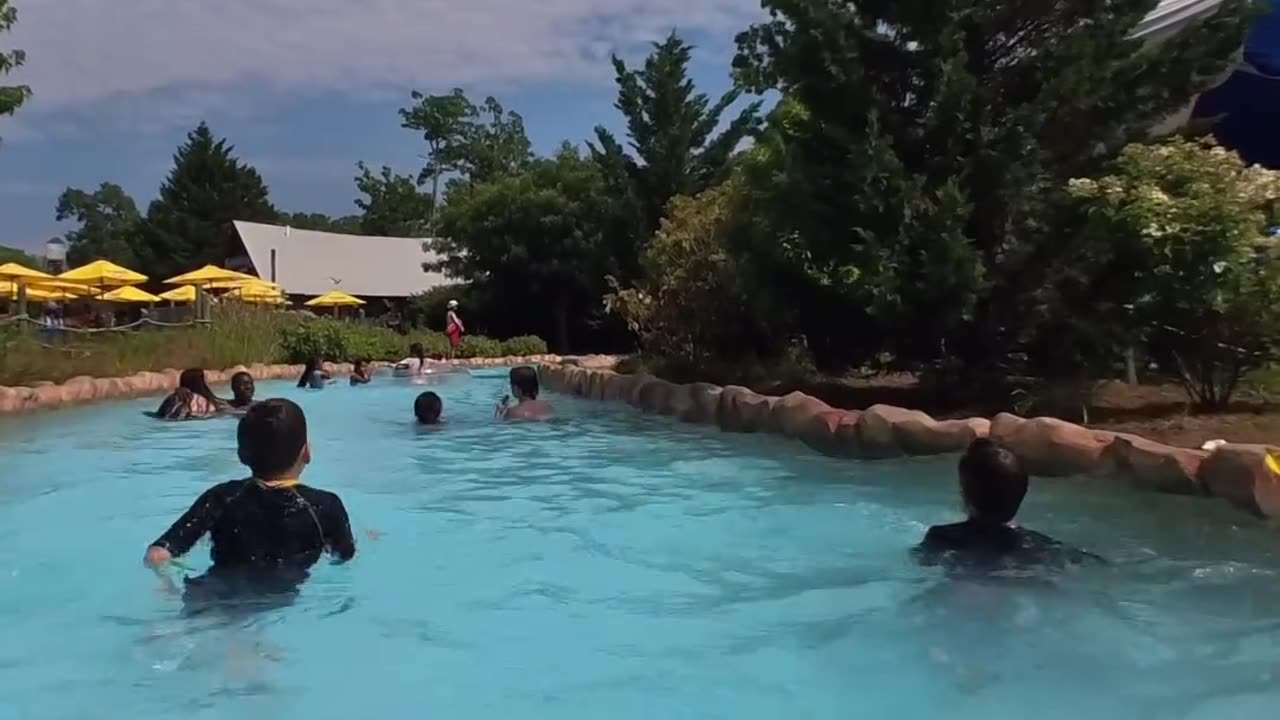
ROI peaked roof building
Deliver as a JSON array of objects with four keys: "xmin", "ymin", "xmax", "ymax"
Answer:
[{"xmin": 231, "ymin": 221, "xmax": 450, "ymax": 298}]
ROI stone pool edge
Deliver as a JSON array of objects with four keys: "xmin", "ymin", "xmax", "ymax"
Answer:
[
  {"xmin": 537, "ymin": 362, "xmax": 1280, "ymax": 522},
  {"xmin": 0, "ymin": 354, "xmax": 574, "ymax": 416}
]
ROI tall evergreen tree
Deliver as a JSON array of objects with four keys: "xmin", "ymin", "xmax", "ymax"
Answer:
[
  {"xmin": 0, "ymin": 0, "xmax": 32, "ymax": 144},
  {"xmin": 141, "ymin": 122, "xmax": 277, "ymax": 278},
  {"xmin": 591, "ymin": 32, "xmax": 762, "ymax": 250},
  {"xmin": 733, "ymin": 0, "xmax": 1251, "ymax": 374}
]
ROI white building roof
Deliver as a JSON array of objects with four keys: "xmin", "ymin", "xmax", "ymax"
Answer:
[
  {"xmin": 1134, "ymin": 0, "xmax": 1227, "ymax": 42},
  {"xmin": 232, "ymin": 221, "xmax": 449, "ymax": 298}
]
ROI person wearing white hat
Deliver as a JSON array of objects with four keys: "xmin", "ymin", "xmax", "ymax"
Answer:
[{"xmin": 445, "ymin": 300, "xmax": 465, "ymax": 360}]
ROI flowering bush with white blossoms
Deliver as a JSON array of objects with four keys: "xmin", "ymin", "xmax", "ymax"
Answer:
[{"xmin": 1068, "ymin": 137, "xmax": 1280, "ymax": 409}]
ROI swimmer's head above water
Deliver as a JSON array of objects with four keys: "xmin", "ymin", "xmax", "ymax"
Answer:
[
  {"xmin": 414, "ymin": 391, "xmax": 443, "ymax": 424},
  {"xmin": 958, "ymin": 438, "xmax": 1028, "ymax": 525},
  {"xmin": 179, "ymin": 367, "xmax": 220, "ymax": 404},
  {"xmin": 230, "ymin": 371, "xmax": 255, "ymax": 407},
  {"xmin": 238, "ymin": 398, "xmax": 311, "ymax": 480}
]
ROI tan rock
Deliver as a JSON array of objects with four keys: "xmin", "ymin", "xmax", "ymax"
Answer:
[
  {"xmin": 768, "ymin": 391, "xmax": 836, "ymax": 437},
  {"xmin": 992, "ymin": 415, "xmax": 1115, "ymax": 476},
  {"xmin": 896, "ymin": 417, "xmax": 989, "ymax": 456},
  {"xmin": 680, "ymin": 383, "xmax": 723, "ymax": 424},
  {"xmin": 1197, "ymin": 444, "xmax": 1280, "ymax": 518},
  {"xmin": 1106, "ymin": 434, "xmax": 1206, "ymax": 495},
  {"xmin": 855, "ymin": 405, "xmax": 929, "ymax": 459},
  {"xmin": 716, "ymin": 386, "xmax": 777, "ymax": 433},
  {"xmin": 32, "ymin": 384, "xmax": 63, "ymax": 409},
  {"xmin": 798, "ymin": 409, "xmax": 859, "ymax": 455},
  {"xmin": 0, "ymin": 386, "xmax": 16, "ymax": 413}
]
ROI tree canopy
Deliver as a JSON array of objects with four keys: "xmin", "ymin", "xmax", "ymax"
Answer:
[
  {"xmin": 0, "ymin": 0, "xmax": 31, "ymax": 145},
  {"xmin": 56, "ymin": 182, "xmax": 144, "ymax": 267},
  {"xmin": 139, "ymin": 122, "xmax": 277, "ymax": 279},
  {"xmin": 729, "ymin": 0, "xmax": 1252, "ymax": 375},
  {"xmin": 434, "ymin": 144, "xmax": 614, "ymax": 350},
  {"xmin": 591, "ymin": 32, "xmax": 762, "ymax": 275}
]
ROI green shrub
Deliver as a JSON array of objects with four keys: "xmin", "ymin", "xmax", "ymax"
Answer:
[
  {"xmin": 500, "ymin": 335, "xmax": 548, "ymax": 356},
  {"xmin": 457, "ymin": 335, "xmax": 503, "ymax": 358},
  {"xmin": 278, "ymin": 318, "xmax": 403, "ymax": 363}
]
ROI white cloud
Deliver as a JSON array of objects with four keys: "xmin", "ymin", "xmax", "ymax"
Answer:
[{"xmin": 5, "ymin": 0, "xmax": 759, "ymax": 129}]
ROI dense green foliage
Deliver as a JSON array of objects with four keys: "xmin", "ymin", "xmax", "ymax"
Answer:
[
  {"xmin": 1067, "ymin": 138, "xmax": 1280, "ymax": 408},
  {"xmin": 723, "ymin": 0, "xmax": 1251, "ymax": 377},
  {"xmin": 56, "ymin": 183, "xmax": 144, "ymax": 267},
  {"xmin": 0, "ymin": 0, "xmax": 30, "ymax": 145},
  {"xmin": 19, "ymin": 1, "xmax": 1276, "ymax": 412},
  {"xmin": 277, "ymin": 318, "xmax": 536, "ymax": 363},
  {"xmin": 139, "ymin": 123, "xmax": 278, "ymax": 279}
]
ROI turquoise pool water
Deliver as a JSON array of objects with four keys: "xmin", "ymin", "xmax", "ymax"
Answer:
[{"xmin": 1, "ymin": 370, "xmax": 1279, "ymax": 718}]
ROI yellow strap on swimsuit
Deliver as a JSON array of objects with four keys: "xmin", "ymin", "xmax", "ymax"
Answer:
[{"xmin": 254, "ymin": 477, "xmax": 302, "ymax": 489}]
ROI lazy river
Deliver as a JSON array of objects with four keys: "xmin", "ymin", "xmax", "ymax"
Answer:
[{"xmin": 0, "ymin": 369, "xmax": 1277, "ymax": 718}]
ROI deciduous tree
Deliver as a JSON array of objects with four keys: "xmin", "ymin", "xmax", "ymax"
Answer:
[
  {"xmin": 733, "ymin": 0, "xmax": 1251, "ymax": 376},
  {"xmin": 55, "ymin": 183, "xmax": 143, "ymax": 267},
  {"xmin": 352, "ymin": 162, "xmax": 433, "ymax": 237},
  {"xmin": 0, "ymin": 0, "xmax": 31, "ymax": 145}
]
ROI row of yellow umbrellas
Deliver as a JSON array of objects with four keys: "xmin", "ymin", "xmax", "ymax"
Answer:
[{"xmin": 0, "ymin": 260, "xmax": 366, "ymax": 308}]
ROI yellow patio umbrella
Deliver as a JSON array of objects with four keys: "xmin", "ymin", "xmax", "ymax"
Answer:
[
  {"xmin": 0, "ymin": 263, "xmax": 56, "ymax": 314},
  {"xmin": 228, "ymin": 280, "xmax": 284, "ymax": 299},
  {"xmin": 0, "ymin": 262, "xmax": 54, "ymax": 283},
  {"xmin": 158, "ymin": 285, "xmax": 198, "ymax": 303},
  {"xmin": 58, "ymin": 260, "xmax": 148, "ymax": 295},
  {"xmin": 164, "ymin": 265, "xmax": 256, "ymax": 286},
  {"xmin": 205, "ymin": 277, "xmax": 280, "ymax": 291},
  {"xmin": 30, "ymin": 279, "xmax": 95, "ymax": 295},
  {"xmin": 305, "ymin": 290, "xmax": 364, "ymax": 308},
  {"xmin": 101, "ymin": 285, "xmax": 163, "ymax": 304},
  {"xmin": 24, "ymin": 287, "xmax": 81, "ymax": 302}
]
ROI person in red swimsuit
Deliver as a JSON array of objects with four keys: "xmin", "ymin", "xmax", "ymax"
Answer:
[{"xmin": 445, "ymin": 299, "xmax": 464, "ymax": 359}]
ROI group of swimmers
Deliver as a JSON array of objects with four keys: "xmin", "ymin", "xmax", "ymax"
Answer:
[
  {"xmin": 143, "ymin": 356, "xmax": 559, "ymax": 613},
  {"xmin": 142, "ymin": 354, "xmax": 1100, "ymax": 615}
]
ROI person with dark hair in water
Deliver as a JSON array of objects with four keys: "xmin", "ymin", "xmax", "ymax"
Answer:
[
  {"xmin": 228, "ymin": 372, "xmax": 256, "ymax": 410},
  {"xmin": 350, "ymin": 360, "xmax": 373, "ymax": 386},
  {"xmin": 297, "ymin": 357, "xmax": 332, "ymax": 389},
  {"xmin": 496, "ymin": 366, "xmax": 553, "ymax": 421},
  {"xmin": 914, "ymin": 439, "xmax": 1102, "ymax": 571},
  {"xmin": 153, "ymin": 368, "xmax": 227, "ymax": 420},
  {"xmin": 413, "ymin": 391, "xmax": 443, "ymax": 425},
  {"xmin": 143, "ymin": 398, "xmax": 356, "ymax": 613}
]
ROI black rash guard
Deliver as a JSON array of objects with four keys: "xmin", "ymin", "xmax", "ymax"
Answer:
[
  {"xmin": 151, "ymin": 479, "xmax": 356, "ymax": 608},
  {"xmin": 914, "ymin": 520, "xmax": 1103, "ymax": 572}
]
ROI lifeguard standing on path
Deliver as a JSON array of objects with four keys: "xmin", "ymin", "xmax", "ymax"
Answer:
[{"xmin": 446, "ymin": 300, "xmax": 465, "ymax": 359}]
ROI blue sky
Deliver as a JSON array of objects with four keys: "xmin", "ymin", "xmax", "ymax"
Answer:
[{"xmin": 0, "ymin": 0, "xmax": 762, "ymax": 255}]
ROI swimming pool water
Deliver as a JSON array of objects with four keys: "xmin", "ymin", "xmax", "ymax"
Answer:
[{"xmin": 1, "ymin": 370, "xmax": 1279, "ymax": 719}]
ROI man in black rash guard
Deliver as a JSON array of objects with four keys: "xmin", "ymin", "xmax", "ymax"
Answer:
[
  {"xmin": 143, "ymin": 398, "xmax": 356, "ymax": 613},
  {"xmin": 914, "ymin": 438, "xmax": 1102, "ymax": 573}
]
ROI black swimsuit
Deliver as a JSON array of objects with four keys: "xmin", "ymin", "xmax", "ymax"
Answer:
[
  {"xmin": 151, "ymin": 479, "xmax": 356, "ymax": 611},
  {"xmin": 914, "ymin": 520, "xmax": 1103, "ymax": 573}
]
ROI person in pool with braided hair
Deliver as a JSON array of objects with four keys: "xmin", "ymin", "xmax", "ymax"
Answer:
[{"xmin": 143, "ymin": 398, "xmax": 356, "ymax": 613}]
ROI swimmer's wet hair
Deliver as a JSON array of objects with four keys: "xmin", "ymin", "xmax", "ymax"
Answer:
[
  {"xmin": 231, "ymin": 371, "xmax": 253, "ymax": 384},
  {"xmin": 958, "ymin": 438, "xmax": 1028, "ymax": 524},
  {"xmin": 509, "ymin": 366, "xmax": 539, "ymax": 399},
  {"xmin": 238, "ymin": 398, "xmax": 308, "ymax": 478},
  {"xmin": 414, "ymin": 391, "xmax": 442, "ymax": 424}
]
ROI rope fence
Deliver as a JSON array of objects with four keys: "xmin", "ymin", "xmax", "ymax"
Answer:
[{"xmin": 0, "ymin": 314, "xmax": 211, "ymax": 334}]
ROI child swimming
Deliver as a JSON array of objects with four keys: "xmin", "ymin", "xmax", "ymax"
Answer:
[
  {"xmin": 143, "ymin": 398, "xmax": 356, "ymax": 612},
  {"xmin": 496, "ymin": 366, "xmax": 553, "ymax": 421},
  {"xmin": 914, "ymin": 438, "xmax": 1102, "ymax": 571},
  {"xmin": 414, "ymin": 391, "xmax": 443, "ymax": 425}
]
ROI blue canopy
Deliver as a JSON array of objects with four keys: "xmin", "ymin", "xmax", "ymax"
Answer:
[{"xmin": 1193, "ymin": 1, "xmax": 1280, "ymax": 168}]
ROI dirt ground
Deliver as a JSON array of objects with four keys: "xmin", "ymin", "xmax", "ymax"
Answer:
[{"xmin": 752, "ymin": 372, "xmax": 1280, "ymax": 450}]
